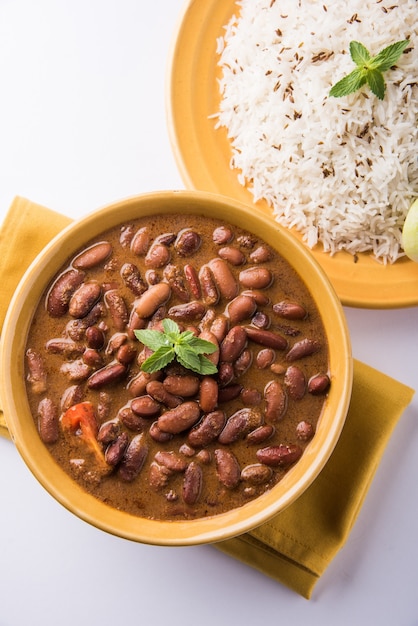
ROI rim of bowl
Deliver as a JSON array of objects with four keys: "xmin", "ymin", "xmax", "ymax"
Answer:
[{"xmin": 0, "ymin": 190, "xmax": 353, "ymax": 546}]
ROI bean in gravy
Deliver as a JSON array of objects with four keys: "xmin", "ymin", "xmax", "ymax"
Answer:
[{"xmin": 25, "ymin": 214, "xmax": 330, "ymax": 520}]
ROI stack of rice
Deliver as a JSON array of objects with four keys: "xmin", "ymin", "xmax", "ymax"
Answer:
[{"xmin": 215, "ymin": 0, "xmax": 418, "ymax": 263}]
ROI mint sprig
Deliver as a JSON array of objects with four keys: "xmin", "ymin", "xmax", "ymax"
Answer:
[
  {"xmin": 329, "ymin": 39, "xmax": 409, "ymax": 100},
  {"xmin": 134, "ymin": 319, "xmax": 218, "ymax": 375}
]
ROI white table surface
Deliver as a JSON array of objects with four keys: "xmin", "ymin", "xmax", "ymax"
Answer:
[{"xmin": 0, "ymin": 2, "xmax": 417, "ymax": 625}]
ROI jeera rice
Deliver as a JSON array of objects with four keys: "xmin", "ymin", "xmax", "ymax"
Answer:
[{"xmin": 214, "ymin": 0, "xmax": 418, "ymax": 263}]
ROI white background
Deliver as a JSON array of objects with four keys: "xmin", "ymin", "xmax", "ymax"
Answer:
[{"xmin": 0, "ymin": 1, "xmax": 417, "ymax": 625}]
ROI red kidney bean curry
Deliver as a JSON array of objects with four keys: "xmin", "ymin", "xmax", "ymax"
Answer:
[{"xmin": 25, "ymin": 213, "xmax": 330, "ymax": 521}]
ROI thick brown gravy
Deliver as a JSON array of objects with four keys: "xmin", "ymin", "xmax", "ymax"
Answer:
[{"xmin": 25, "ymin": 214, "xmax": 329, "ymax": 520}]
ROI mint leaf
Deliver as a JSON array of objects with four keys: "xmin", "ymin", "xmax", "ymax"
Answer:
[
  {"xmin": 140, "ymin": 346, "xmax": 175, "ymax": 373},
  {"xmin": 134, "ymin": 328, "xmax": 171, "ymax": 351},
  {"xmin": 368, "ymin": 40, "xmax": 409, "ymax": 72},
  {"xmin": 349, "ymin": 41, "xmax": 371, "ymax": 66},
  {"xmin": 329, "ymin": 67, "xmax": 367, "ymax": 98},
  {"xmin": 175, "ymin": 344, "xmax": 202, "ymax": 372},
  {"xmin": 135, "ymin": 317, "xmax": 219, "ymax": 375},
  {"xmin": 186, "ymin": 335, "xmax": 218, "ymax": 355},
  {"xmin": 366, "ymin": 68, "xmax": 385, "ymax": 100},
  {"xmin": 330, "ymin": 38, "xmax": 409, "ymax": 100},
  {"xmin": 197, "ymin": 355, "xmax": 218, "ymax": 375}
]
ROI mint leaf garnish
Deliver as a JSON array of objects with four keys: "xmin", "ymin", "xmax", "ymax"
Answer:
[
  {"xmin": 329, "ymin": 39, "xmax": 409, "ymax": 100},
  {"xmin": 134, "ymin": 319, "xmax": 218, "ymax": 375}
]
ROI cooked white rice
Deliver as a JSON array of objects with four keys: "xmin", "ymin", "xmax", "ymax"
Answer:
[{"xmin": 214, "ymin": 0, "xmax": 418, "ymax": 263}]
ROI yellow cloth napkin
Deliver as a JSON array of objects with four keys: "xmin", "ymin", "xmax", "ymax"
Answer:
[{"xmin": 0, "ymin": 197, "xmax": 414, "ymax": 598}]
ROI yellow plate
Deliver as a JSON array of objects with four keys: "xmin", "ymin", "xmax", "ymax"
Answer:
[{"xmin": 167, "ymin": 0, "xmax": 418, "ymax": 309}]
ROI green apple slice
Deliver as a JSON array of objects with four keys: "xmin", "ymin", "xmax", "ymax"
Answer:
[{"xmin": 402, "ymin": 198, "xmax": 418, "ymax": 262}]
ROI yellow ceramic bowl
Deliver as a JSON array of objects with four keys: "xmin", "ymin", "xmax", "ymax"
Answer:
[{"xmin": 0, "ymin": 190, "xmax": 352, "ymax": 545}]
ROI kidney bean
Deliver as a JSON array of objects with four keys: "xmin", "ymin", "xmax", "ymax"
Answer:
[
  {"xmin": 196, "ymin": 376, "xmax": 217, "ymax": 413},
  {"xmin": 83, "ymin": 348, "xmax": 104, "ymax": 368},
  {"xmin": 183, "ymin": 462, "xmax": 203, "ymax": 505},
  {"xmin": 308, "ymin": 373, "xmax": 330, "ymax": 395},
  {"xmin": 226, "ymin": 294, "xmax": 257, "ymax": 324},
  {"xmin": 120, "ymin": 263, "xmax": 147, "ymax": 296},
  {"xmin": 218, "ymin": 246, "xmax": 245, "ymax": 266},
  {"xmin": 116, "ymin": 343, "xmax": 137, "ymax": 366},
  {"xmin": 234, "ymin": 349, "xmax": 252, "ymax": 377},
  {"xmin": 149, "ymin": 420, "xmax": 173, "ymax": 443},
  {"xmin": 60, "ymin": 384, "xmax": 84, "ymax": 411},
  {"xmin": 188, "ymin": 410, "xmax": 226, "ymax": 447},
  {"xmin": 183, "ymin": 264, "xmax": 201, "ymax": 299},
  {"xmin": 146, "ymin": 380, "xmax": 182, "ymax": 408},
  {"xmin": 163, "ymin": 375, "xmax": 200, "ymax": 397},
  {"xmin": 130, "ymin": 226, "xmax": 150, "ymax": 256},
  {"xmin": 251, "ymin": 311, "xmax": 270, "ymax": 329},
  {"xmin": 246, "ymin": 423, "xmax": 274, "ymax": 445},
  {"xmin": 67, "ymin": 281, "xmax": 101, "ymax": 319},
  {"xmin": 26, "ymin": 349, "xmax": 47, "ymax": 394},
  {"xmin": 72, "ymin": 241, "xmax": 112, "ymax": 270},
  {"xmin": 60, "ymin": 359, "xmax": 92, "ymax": 382},
  {"xmin": 163, "ymin": 264, "xmax": 189, "ymax": 302},
  {"xmin": 105, "ymin": 332, "xmax": 127, "ymax": 356},
  {"xmin": 218, "ymin": 407, "xmax": 263, "ymax": 444},
  {"xmin": 155, "ymin": 450, "xmax": 187, "ymax": 472},
  {"xmin": 119, "ymin": 224, "xmax": 135, "ymax": 248},
  {"xmin": 256, "ymin": 444, "xmax": 303, "ymax": 468},
  {"xmin": 145, "ymin": 242, "xmax": 171, "ymax": 268},
  {"xmin": 118, "ymin": 406, "xmax": 147, "ymax": 432},
  {"xmin": 118, "ymin": 433, "xmax": 148, "ymax": 481},
  {"xmin": 286, "ymin": 338, "xmax": 321, "ymax": 361},
  {"xmin": 158, "ymin": 401, "xmax": 201, "ymax": 434},
  {"xmin": 199, "ymin": 265, "xmax": 219, "ymax": 305},
  {"xmin": 256, "ymin": 348, "xmax": 275, "ymax": 369},
  {"xmin": 131, "ymin": 395, "xmax": 161, "ymax": 418},
  {"xmin": 241, "ymin": 387, "xmax": 262, "ymax": 406},
  {"xmin": 249, "ymin": 245, "xmax": 273, "ymax": 263},
  {"xmin": 134, "ymin": 283, "xmax": 171, "ymax": 319},
  {"xmin": 219, "ymin": 325, "xmax": 247, "ymax": 362},
  {"xmin": 264, "ymin": 380, "xmax": 287, "ymax": 421},
  {"xmin": 217, "ymin": 362, "xmax": 234, "ymax": 387},
  {"xmin": 65, "ymin": 303, "xmax": 104, "ymax": 341},
  {"xmin": 273, "ymin": 300, "xmax": 307, "ymax": 320},
  {"xmin": 45, "ymin": 338, "xmax": 84, "ymax": 357},
  {"xmin": 98, "ymin": 418, "xmax": 121, "ymax": 444},
  {"xmin": 239, "ymin": 267, "xmax": 272, "ymax": 289},
  {"xmin": 296, "ymin": 421, "xmax": 314, "ymax": 441},
  {"xmin": 244, "ymin": 326, "xmax": 287, "ymax": 350},
  {"xmin": 241, "ymin": 289, "xmax": 270, "ymax": 306},
  {"xmin": 213, "ymin": 225, "xmax": 233, "ymax": 244},
  {"xmin": 175, "ymin": 229, "xmax": 201, "ymax": 256},
  {"xmin": 214, "ymin": 449, "xmax": 240, "ymax": 489},
  {"xmin": 209, "ymin": 315, "xmax": 229, "ymax": 343},
  {"xmin": 168, "ymin": 301, "xmax": 206, "ymax": 322},
  {"xmin": 104, "ymin": 289, "xmax": 128, "ymax": 331},
  {"xmin": 87, "ymin": 362, "xmax": 127, "ymax": 389},
  {"xmin": 105, "ymin": 432, "xmax": 129, "ymax": 466},
  {"xmin": 284, "ymin": 365, "xmax": 306, "ymax": 400},
  {"xmin": 37, "ymin": 398, "xmax": 59, "ymax": 444},
  {"xmin": 241, "ymin": 463, "xmax": 273, "ymax": 484},
  {"xmin": 127, "ymin": 371, "xmax": 161, "ymax": 397},
  {"xmin": 217, "ymin": 384, "xmax": 242, "ymax": 403},
  {"xmin": 46, "ymin": 268, "xmax": 85, "ymax": 317},
  {"xmin": 209, "ymin": 258, "xmax": 239, "ymax": 300},
  {"xmin": 196, "ymin": 449, "xmax": 211, "ymax": 464},
  {"xmin": 85, "ymin": 325, "xmax": 105, "ymax": 350},
  {"xmin": 149, "ymin": 461, "xmax": 172, "ymax": 490}
]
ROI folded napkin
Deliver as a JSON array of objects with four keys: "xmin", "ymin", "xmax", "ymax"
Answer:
[{"xmin": 0, "ymin": 197, "xmax": 414, "ymax": 598}]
